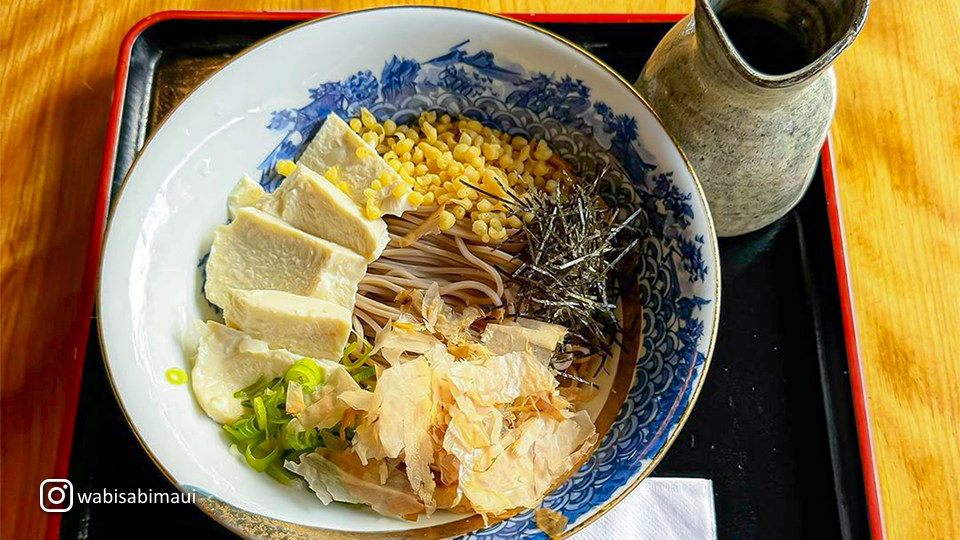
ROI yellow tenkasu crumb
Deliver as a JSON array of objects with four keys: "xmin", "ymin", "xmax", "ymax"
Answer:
[
  {"xmin": 349, "ymin": 109, "xmax": 567, "ymax": 241},
  {"xmin": 406, "ymin": 191, "xmax": 425, "ymax": 207},
  {"xmin": 324, "ymin": 166, "xmax": 340, "ymax": 182},
  {"xmin": 360, "ymin": 108, "xmax": 377, "ymax": 129},
  {"xmin": 275, "ymin": 159, "xmax": 296, "ymax": 176},
  {"xmin": 438, "ymin": 210, "xmax": 456, "ymax": 231},
  {"xmin": 534, "ymin": 507, "xmax": 567, "ymax": 539}
]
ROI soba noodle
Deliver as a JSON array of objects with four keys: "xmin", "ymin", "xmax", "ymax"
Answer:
[{"xmin": 352, "ymin": 207, "xmax": 520, "ymax": 341}]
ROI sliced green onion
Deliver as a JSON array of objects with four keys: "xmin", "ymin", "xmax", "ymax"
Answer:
[
  {"xmin": 235, "ymin": 431, "xmax": 265, "ymax": 453},
  {"xmin": 165, "ymin": 367, "xmax": 187, "ymax": 385},
  {"xmin": 341, "ymin": 356, "xmax": 364, "ymax": 370},
  {"xmin": 261, "ymin": 387, "xmax": 286, "ymax": 418},
  {"xmin": 342, "ymin": 343, "xmax": 374, "ymax": 371},
  {"xmin": 284, "ymin": 358, "xmax": 325, "ymax": 390},
  {"xmin": 222, "ymin": 361, "xmax": 345, "ymax": 484},
  {"xmin": 244, "ymin": 443, "xmax": 280, "ymax": 473},
  {"xmin": 233, "ymin": 376, "xmax": 268, "ymax": 398},
  {"xmin": 253, "ymin": 397, "xmax": 268, "ymax": 432},
  {"xmin": 227, "ymin": 415, "xmax": 261, "ymax": 440},
  {"xmin": 352, "ymin": 366, "xmax": 376, "ymax": 383},
  {"xmin": 282, "ymin": 429, "xmax": 297, "ymax": 450},
  {"xmin": 223, "ymin": 424, "xmax": 246, "ymax": 443},
  {"xmin": 265, "ymin": 459, "xmax": 297, "ymax": 485},
  {"xmin": 340, "ymin": 342, "xmax": 358, "ymax": 361},
  {"xmin": 285, "ymin": 428, "xmax": 319, "ymax": 452}
]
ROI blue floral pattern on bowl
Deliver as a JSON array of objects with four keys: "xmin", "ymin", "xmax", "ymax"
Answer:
[{"xmin": 259, "ymin": 40, "xmax": 710, "ymax": 539}]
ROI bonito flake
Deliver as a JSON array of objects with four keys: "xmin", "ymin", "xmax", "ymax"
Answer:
[
  {"xmin": 404, "ymin": 282, "xmax": 483, "ymax": 345},
  {"xmin": 293, "ymin": 300, "xmax": 596, "ymax": 521},
  {"xmin": 481, "ymin": 319, "xmax": 567, "ymax": 365},
  {"xmin": 445, "ymin": 351, "xmax": 559, "ymax": 406},
  {"xmin": 351, "ymin": 357, "xmax": 437, "ymax": 513},
  {"xmin": 452, "ymin": 410, "xmax": 597, "ymax": 517},
  {"xmin": 442, "ymin": 399, "xmax": 505, "ymax": 473},
  {"xmin": 285, "ymin": 449, "xmax": 425, "ymax": 519},
  {"xmin": 373, "ymin": 314, "xmax": 443, "ymax": 366},
  {"xmin": 289, "ymin": 361, "xmax": 370, "ymax": 432}
]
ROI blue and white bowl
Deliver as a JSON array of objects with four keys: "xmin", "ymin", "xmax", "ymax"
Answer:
[{"xmin": 98, "ymin": 7, "xmax": 720, "ymax": 539}]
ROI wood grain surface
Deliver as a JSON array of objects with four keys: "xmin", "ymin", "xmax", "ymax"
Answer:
[
  {"xmin": 829, "ymin": 1, "xmax": 960, "ymax": 538},
  {"xmin": 1, "ymin": 1, "xmax": 957, "ymax": 539}
]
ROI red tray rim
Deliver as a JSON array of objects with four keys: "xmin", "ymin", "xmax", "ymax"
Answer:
[{"xmin": 58, "ymin": 9, "xmax": 884, "ymax": 540}]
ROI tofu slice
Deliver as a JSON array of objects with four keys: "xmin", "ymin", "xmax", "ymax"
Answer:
[
  {"xmin": 192, "ymin": 321, "xmax": 299, "ymax": 424},
  {"xmin": 192, "ymin": 321, "xmax": 354, "ymax": 424},
  {"xmin": 261, "ymin": 165, "xmax": 389, "ymax": 261},
  {"xmin": 227, "ymin": 174, "xmax": 265, "ymax": 220},
  {"xmin": 204, "ymin": 207, "xmax": 365, "ymax": 311},
  {"xmin": 296, "ymin": 112, "xmax": 418, "ymax": 217},
  {"xmin": 223, "ymin": 289, "xmax": 352, "ymax": 360}
]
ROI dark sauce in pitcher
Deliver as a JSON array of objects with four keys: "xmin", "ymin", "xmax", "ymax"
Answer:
[{"xmin": 718, "ymin": 14, "xmax": 812, "ymax": 75}]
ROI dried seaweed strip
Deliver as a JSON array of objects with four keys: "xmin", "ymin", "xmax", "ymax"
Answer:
[{"xmin": 507, "ymin": 165, "xmax": 640, "ymax": 364}]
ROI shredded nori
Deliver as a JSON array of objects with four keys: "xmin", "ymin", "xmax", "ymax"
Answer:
[{"xmin": 500, "ymin": 165, "xmax": 643, "ymax": 361}]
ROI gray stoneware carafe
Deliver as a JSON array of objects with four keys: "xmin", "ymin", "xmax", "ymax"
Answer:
[{"xmin": 636, "ymin": 0, "xmax": 869, "ymax": 236}]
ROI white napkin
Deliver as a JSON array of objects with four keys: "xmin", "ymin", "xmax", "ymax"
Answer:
[{"xmin": 569, "ymin": 478, "xmax": 717, "ymax": 540}]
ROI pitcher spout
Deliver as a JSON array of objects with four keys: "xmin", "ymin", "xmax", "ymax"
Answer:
[{"xmin": 695, "ymin": 0, "xmax": 869, "ymax": 89}]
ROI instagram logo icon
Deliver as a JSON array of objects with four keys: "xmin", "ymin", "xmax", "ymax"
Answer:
[{"xmin": 40, "ymin": 479, "xmax": 73, "ymax": 512}]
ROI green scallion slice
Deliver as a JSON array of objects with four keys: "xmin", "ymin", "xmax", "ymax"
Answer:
[
  {"xmin": 244, "ymin": 444, "xmax": 280, "ymax": 473},
  {"xmin": 233, "ymin": 376, "xmax": 268, "ymax": 398},
  {"xmin": 352, "ymin": 366, "xmax": 376, "ymax": 383}
]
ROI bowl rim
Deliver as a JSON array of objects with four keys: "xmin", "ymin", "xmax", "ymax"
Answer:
[{"xmin": 95, "ymin": 6, "xmax": 722, "ymax": 539}]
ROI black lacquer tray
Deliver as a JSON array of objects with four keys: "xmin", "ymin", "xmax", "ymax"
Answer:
[{"xmin": 60, "ymin": 12, "xmax": 871, "ymax": 540}]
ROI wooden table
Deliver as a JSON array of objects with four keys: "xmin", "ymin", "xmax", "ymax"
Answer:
[{"xmin": 1, "ymin": 1, "xmax": 957, "ymax": 539}]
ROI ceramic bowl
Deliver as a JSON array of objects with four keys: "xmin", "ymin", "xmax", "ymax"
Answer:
[{"xmin": 98, "ymin": 7, "xmax": 720, "ymax": 539}]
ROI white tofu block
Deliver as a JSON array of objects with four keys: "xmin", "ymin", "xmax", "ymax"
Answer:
[
  {"xmin": 191, "ymin": 321, "xmax": 299, "ymax": 424},
  {"xmin": 204, "ymin": 207, "xmax": 365, "ymax": 311},
  {"xmin": 223, "ymin": 289, "xmax": 352, "ymax": 360},
  {"xmin": 226, "ymin": 175, "xmax": 265, "ymax": 220},
  {"xmin": 262, "ymin": 164, "xmax": 389, "ymax": 261},
  {"xmin": 296, "ymin": 112, "xmax": 417, "ymax": 216}
]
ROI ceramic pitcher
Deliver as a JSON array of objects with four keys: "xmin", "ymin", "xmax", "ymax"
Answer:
[{"xmin": 636, "ymin": 0, "xmax": 868, "ymax": 236}]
